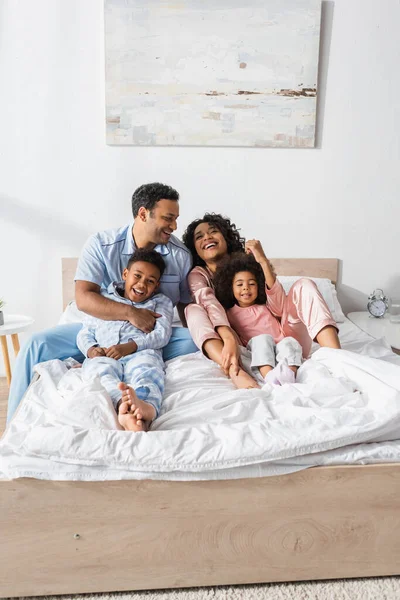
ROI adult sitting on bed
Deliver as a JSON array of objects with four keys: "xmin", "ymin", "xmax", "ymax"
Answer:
[
  {"xmin": 181, "ymin": 213, "xmax": 341, "ymax": 390},
  {"xmin": 7, "ymin": 182, "xmax": 197, "ymax": 422}
]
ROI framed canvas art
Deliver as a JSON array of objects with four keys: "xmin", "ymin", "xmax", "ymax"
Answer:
[{"xmin": 105, "ymin": 0, "xmax": 321, "ymax": 147}]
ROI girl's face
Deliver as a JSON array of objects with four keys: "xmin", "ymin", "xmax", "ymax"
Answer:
[
  {"xmin": 193, "ymin": 222, "xmax": 228, "ymax": 266},
  {"xmin": 232, "ymin": 271, "xmax": 258, "ymax": 307}
]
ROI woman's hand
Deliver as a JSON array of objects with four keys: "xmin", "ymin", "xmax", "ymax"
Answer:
[
  {"xmin": 216, "ymin": 326, "xmax": 241, "ymax": 375},
  {"xmin": 245, "ymin": 239, "xmax": 268, "ymax": 265},
  {"xmin": 221, "ymin": 338, "xmax": 240, "ymax": 376}
]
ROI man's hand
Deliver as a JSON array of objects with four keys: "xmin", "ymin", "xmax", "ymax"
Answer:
[
  {"xmin": 245, "ymin": 239, "xmax": 268, "ymax": 265},
  {"xmin": 128, "ymin": 306, "xmax": 162, "ymax": 333},
  {"xmin": 87, "ymin": 346, "xmax": 106, "ymax": 359},
  {"xmin": 105, "ymin": 341, "xmax": 137, "ymax": 360}
]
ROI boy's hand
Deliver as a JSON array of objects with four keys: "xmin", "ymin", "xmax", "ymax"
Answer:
[
  {"xmin": 245, "ymin": 239, "xmax": 268, "ymax": 265},
  {"xmin": 105, "ymin": 341, "xmax": 137, "ymax": 360},
  {"xmin": 87, "ymin": 346, "xmax": 106, "ymax": 359},
  {"xmin": 128, "ymin": 307, "xmax": 161, "ymax": 333}
]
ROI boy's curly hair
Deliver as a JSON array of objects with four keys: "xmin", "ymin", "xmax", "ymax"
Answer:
[
  {"xmin": 182, "ymin": 213, "xmax": 245, "ymax": 268},
  {"xmin": 214, "ymin": 253, "xmax": 267, "ymax": 309}
]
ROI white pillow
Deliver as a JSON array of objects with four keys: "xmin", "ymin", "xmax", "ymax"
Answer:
[{"xmin": 276, "ymin": 276, "xmax": 345, "ymax": 323}]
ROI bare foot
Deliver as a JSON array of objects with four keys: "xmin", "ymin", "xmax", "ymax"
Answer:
[
  {"xmin": 229, "ymin": 366, "xmax": 260, "ymax": 390},
  {"xmin": 118, "ymin": 400, "xmax": 146, "ymax": 432},
  {"xmin": 117, "ymin": 382, "xmax": 156, "ymax": 423}
]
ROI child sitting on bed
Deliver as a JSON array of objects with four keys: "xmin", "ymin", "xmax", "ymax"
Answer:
[
  {"xmin": 214, "ymin": 244, "xmax": 303, "ymax": 385},
  {"xmin": 77, "ymin": 249, "xmax": 173, "ymax": 432}
]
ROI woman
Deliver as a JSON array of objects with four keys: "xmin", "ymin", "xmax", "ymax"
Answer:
[{"xmin": 182, "ymin": 213, "xmax": 340, "ymax": 389}]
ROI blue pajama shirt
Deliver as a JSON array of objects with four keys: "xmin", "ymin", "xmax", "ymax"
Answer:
[{"xmin": 77, "ymin": 283, "xmax": 174, "ymax": 415}]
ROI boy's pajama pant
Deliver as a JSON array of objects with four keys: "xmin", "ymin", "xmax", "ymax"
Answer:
[{"xmin": 81, "ymin": 349, "xmax": 165, "ymax": 416}]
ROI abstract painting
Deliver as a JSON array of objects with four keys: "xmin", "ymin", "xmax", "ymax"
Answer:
[{"xmin": 105, "ymin": 0, "xmax": 321, "ymax": 147}]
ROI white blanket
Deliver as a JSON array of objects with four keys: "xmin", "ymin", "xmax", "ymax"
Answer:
[{"xmin": 1, "ymin": 320, "xmax": 400, "ymax": 481}]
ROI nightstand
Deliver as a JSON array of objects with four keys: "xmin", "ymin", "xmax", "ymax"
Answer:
[
  {"xmin": 347, "ymin": 312, "xmax": 400, "ymax": 355},
  {"xmin": 0, "ymin": 314, "xmax": 35, "ymax": 385}
]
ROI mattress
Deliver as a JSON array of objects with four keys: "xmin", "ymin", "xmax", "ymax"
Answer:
[{"xmin": 1, "ymin": 318, "xmax": 400, "ymax": 481}]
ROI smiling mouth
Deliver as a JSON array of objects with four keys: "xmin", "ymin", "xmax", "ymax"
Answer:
[
  {"xmin": 132, "ymin": 288, "xmax": 145, "ymax": 296},
  {"xmin": 203, "ymin": 242, "xmax": 218, "ymax": 250}
]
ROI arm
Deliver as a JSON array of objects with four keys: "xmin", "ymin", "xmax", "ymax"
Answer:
[
  {"xmin": 135, "ymin": 295, "xmax": 174, "ymax": 351},
  {"xmin": 245, "ymin": 239, "xmax": 286, "ymax": 317},
  {"xmin": 77, "ymin": 325, "xmax": 105, "ymax": 358},
  {"xmin": 188, "ymin": 269, "xmax": 240, "ymax": 374},
  {"xmin": 187, "ymin": 269, "xmax": 231, "ymax": 330}
]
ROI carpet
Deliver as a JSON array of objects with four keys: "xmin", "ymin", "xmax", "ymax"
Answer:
[{"xmin": 12, "ymin": 578, "xmax": 400, "ymax": 600}]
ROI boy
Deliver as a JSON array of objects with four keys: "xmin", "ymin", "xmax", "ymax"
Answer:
[{"xmin": 77, "ymin": 248, "xmax": 173, "ymax": 432}]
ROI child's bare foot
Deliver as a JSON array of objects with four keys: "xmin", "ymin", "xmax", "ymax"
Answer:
[
  {"xmin": 118, "ymin": 400, "xmax": 146, "ymax": 432},
  {"xmin": 117, "ymin": 382, "xmax": 156, "ymax": 423},
  {"xmin": 229, "ymin": 366, "xmax": 260, "ymax": 390}
]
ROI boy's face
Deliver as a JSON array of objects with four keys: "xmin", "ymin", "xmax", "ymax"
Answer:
[
  {"xmin": 232, "ymin": 270, "xmax": 258, "ymax": 308},
  {"xmin": 123, "ymin": 261, "xmax": 160, "ymax": 303}
]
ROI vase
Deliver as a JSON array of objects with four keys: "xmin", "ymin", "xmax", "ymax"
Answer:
[{"xmin": 0, "ymin": 311, "xmax": 3, "ymax": 326}]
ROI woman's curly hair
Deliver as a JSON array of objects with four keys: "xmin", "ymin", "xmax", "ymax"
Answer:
[
  {"xmin": 214, "ymin": 253, "xmax": 267, "ymax": 309},
  {"xmin": 182, "ymin": 213, "xmax": 245, "ymax": 268}
]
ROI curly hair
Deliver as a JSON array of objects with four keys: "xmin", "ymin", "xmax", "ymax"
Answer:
[
  {"xmin": 181, "ymin": 213, "xmax": 245, "ymax": 268},
  {"xmin": 126, "ymin": 248, "xmax": 166, "ymax": 279},
  {"xmin": 131, "ymin": 182, "xmax": 179, "ymax": 218},
  {"xmin": 214, "ymin": 253, "xmax": 267, "ymax": 309}
]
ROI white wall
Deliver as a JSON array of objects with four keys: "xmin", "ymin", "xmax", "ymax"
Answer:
[{"xmin": 1, "ymin": 0, "xmax": 400, "ymax": 375}]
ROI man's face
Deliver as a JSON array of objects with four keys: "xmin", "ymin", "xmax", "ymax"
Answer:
[
  {"xmin": 123, "ymin": 261, "xmax": 160, "ymax": 303},
  {"xmin": 141, "ymin": 199, "xmax": 179, "ymax": 245}
]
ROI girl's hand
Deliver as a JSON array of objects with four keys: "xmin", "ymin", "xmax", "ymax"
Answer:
[
  {"xmin": 245, "ymin": 239, "xmax": 268, "ymax": 264},
  {"xmin": 221, "ymin": 338, "xmax": 240, "ymax": 376}
]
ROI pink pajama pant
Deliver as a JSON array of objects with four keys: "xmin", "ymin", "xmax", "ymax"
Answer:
[{"xmin": 186, "ymin": 278, "xmax": 337, "ymax": 359}]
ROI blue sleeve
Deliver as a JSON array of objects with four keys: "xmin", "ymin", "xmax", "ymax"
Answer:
[
  {"xmin": 179, "ymin": 251, "xmax": 193, "ymax": 304},
  {"xmin": 77, "ymin": 326, "xmax": 98, "ymax": 357},
  {"xmin": 135, "ymin": 295, "xmax": 174, "ymax": 351},
  {"xmin": 75, "ymin": 233, "xmax": 105, "ymax": 287}
]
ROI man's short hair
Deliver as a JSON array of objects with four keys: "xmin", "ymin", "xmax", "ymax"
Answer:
[
  {"xmin": 126, "ymin": 248, "xmax": 166, "ymax": 279},
  {"xmin": 131, "ymin": 183, "xmax": 179, "ymax": 218}
]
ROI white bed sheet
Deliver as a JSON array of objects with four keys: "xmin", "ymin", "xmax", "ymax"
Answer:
[{"xmin": 1, "ymin": 318, "xmax": 400, "ymax": 481}]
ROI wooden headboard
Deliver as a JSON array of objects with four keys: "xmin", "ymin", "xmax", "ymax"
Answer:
[{"xmin": 62, "ymin": 257, "xmax": 338, "ymax": 310}]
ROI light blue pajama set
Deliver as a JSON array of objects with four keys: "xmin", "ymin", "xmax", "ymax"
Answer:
[
  {"xmin": 77, "ymin": 283, "xmax": 173, "ymax": 415},
  {"xmin": 7, "ymin": 224, "xmax": 197, "ymax": 422}
]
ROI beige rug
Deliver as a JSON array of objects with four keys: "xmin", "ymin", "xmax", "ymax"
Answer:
[{"xmin": 12, "ymin": 578, "xmax": 400, "ymax": 600}]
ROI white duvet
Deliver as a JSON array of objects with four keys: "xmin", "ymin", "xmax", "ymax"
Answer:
[{"xmin": 1, "ymin": 320, "xmax": 400, "ymax": 481}]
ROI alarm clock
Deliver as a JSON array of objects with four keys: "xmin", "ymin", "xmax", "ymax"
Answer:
[{"xmin": 367, "ymin": 288, "xmax": 388, "ymax": 318}]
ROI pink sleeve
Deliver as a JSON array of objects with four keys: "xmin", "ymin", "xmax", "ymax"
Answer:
[
  {"xmin": 188, "ymin": 269, "xmax": 230, "ymax": 329},
  {"xmin": 265, "ymin": 278, "xmax": 286, "ymax": 318}
]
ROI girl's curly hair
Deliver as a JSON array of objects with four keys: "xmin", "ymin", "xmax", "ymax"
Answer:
[
  {"xmin": 182, "ymin": 213, "xmax": 245, "ymax": 268},
  {"xmin": 214, "ymin": 253, "xmax": 267, "ymax": 309}
]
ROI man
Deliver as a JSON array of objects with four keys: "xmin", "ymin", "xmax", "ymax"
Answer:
[{"xmin": 7, "ymin": 182, "xmax": 197, "ymax": 422}]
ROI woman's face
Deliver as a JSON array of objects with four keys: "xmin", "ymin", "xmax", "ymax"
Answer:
[
  {"xmin": 193, "ymin": 222, "xmax": 228, "ymax": 265},
  {"xmin": 232, "ymin": 271, "xmax": 258, "ymax": 307}
]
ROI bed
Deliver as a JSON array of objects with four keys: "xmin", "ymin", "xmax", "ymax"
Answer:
[{"xmin": 1, "ymin": 258, "xmax": 400, "ymax": 598}]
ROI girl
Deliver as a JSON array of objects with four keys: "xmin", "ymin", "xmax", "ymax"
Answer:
[{"xmin": 214, "ymin": 240, "xmax": 340, "ymax": 384}]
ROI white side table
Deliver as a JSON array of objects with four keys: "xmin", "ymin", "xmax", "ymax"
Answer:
[
  {"xmin": 347, "ymin": 312, "xmax": 400, "ymax": 355},
  {"xmin": 0, "ymin": 314, "xmax": 35, "ymax": 385}
]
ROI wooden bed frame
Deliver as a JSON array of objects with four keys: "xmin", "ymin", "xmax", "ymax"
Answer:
[{"xmin": 1, "ymin": 258, "xmax": 400, "ymax": 598}]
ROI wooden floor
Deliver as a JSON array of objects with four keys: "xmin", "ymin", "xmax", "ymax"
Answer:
[{"xmin": 0, "ymin": 378, "xmax": 8, "ymax": 436}]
